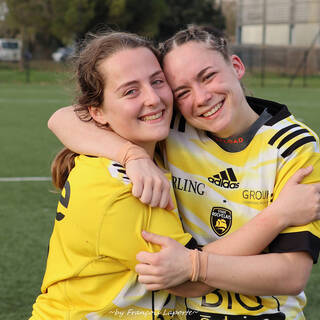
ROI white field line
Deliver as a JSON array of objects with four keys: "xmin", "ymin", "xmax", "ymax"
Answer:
[{"xmin": 0, "ymin": 177, "xmax": 51, "ymax": 182}]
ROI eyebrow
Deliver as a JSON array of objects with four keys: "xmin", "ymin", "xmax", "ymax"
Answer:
[
  {"xmin": 115, "ymin": 70, "xmax": 164, "ymax": 93},
  {"xmin": 173, "ymin": 66, "xmax": 212, "ymax": 93}
]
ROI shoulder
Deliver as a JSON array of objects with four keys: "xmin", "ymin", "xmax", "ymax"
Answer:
[
  {"xmin": 70, "ymin": 155, "xmax": 131, "ymax": 187},
  {"xmin": 57, "ymin": 156, "xmax": 133, "ymax": 222},
  {"xmin": 266, "ymin": 115, "xmax": 319, "ymax": 158},
  {"xmin": 246, "ymin": 97, "xmax": 319, "ymax": 157},
  {"xmin": 62, "ymin": 155, "xmax": 132, "ymax": 206}
]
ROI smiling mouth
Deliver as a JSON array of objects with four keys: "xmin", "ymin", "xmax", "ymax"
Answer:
[
  {"xmin": 201, "ymin": 101, "xmax": 224, "ymax": 118},
  {"xmin": 140, "ymin": 111, "xmax": 163, "ymax": 121}
]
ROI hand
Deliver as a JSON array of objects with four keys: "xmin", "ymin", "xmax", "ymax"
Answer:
[
  {"xmin": 135, "ymin": 231, "xmax": 191, "ymax": 290},
  {"xmin": 271, "ymin": 166, "xmax": 320, "ymax": 228},
  {"xmin": 126, "ymin": 159, "xmax": 174, "ymax": 210}
]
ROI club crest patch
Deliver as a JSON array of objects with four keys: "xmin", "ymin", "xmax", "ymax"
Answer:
[{"xmin": 210, "ymin": 207, "xmax": 232, "ymax": 236}]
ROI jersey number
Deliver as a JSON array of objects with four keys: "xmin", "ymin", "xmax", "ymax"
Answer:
[
  {"xmin": 201, "ymin": 289, "xmax": 263, "ymax": 311},
  {"xmin": 56, "ymin": 180, "xmax": 71, "ymax": 221}
]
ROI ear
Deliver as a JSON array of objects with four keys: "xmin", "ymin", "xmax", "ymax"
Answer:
[
  {"xmin": 230, "ymin": 55, "xmax": 245, "ymax": 80},
  {"xmin": 88, "ymin": 106, "xmax": 108, "ymax": 125}
]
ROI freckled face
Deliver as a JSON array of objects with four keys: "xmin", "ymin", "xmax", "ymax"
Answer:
[
  {"xmin": 94, "ymin": 47, "xmax": 173, "ymax": 150},
  {"xmin": 163, "ymin": 41, "xmax": 251, "ymax": 138}
]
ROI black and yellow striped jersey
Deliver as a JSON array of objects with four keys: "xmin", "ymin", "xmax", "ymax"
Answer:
[
  {"xmin": 30, "ymin": 155, "xmax": 195, "ymax": 320},
  {"xmin": 165, "ymin": 96, "xmax": 320, "ymax": 319}
]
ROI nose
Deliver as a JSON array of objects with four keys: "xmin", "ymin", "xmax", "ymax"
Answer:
[
  {"xmin": 143, "ymin": 85, "xmax": 161, "ymax": 107},
  {"xmin": 194, "ymin": 84, "xmax": 212, "ymax": 107}
]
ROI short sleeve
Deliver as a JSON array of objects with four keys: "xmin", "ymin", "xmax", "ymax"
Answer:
[{"xmin": 270, "ymin": 145, "xmax": 320, "ymax": 262}]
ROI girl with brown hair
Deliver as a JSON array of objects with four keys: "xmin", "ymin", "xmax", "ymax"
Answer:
[{"xmin": 47, "ymin": 26, "xmax": 320, "ymax": 319}]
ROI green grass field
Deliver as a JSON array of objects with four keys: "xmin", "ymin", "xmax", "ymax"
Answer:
[{"xmin": 1, "ymin": 68, "xmax": 320, "ymax": 319}]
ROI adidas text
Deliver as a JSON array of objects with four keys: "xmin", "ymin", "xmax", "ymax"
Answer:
[
  {"xmin": 208, "ymin": 168, "xmax": 239, "ymax": 189},
  {"xmin": 208, "ymin": 177, "xmax": 240, "ymax": 189}
]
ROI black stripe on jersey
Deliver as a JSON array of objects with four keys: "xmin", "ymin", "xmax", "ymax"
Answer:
[
  {"xmin": 169, "ymin": 109, "xmax": 186, "ymax": 132},
  {"xmin": 112, "ymin": 163, "xmax": 124, "ymax": 168},
  {"xmin": 178, "ymin": 116, "xmax": 186, "ymax": 132},
  {"xmin": 268, "ymin": 124, "xmax": 300, "ymax": 145},
  {"xmin": 185, "ymin": 237, "xmax": 199, "ymax": 249},
  {"xmin": 117, "ymin": 169, "xmax": 127, "ymax": 174},
  {"xmin": 281, "ymin": 136, "xmax": 316, "ymax": 158},
  {"xmin": 170, "ymin": 109, "xmax": 177, "ymax": 129},
  {"xmin": 277, "ymin": 128, "xmax": 309, "ymax": 149},
  {"xmin": 269, "ymin": 231, "xmax": 320, "ymax": 263}
]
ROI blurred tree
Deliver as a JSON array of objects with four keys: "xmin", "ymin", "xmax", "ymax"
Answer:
[
  {"xmin": 5, "ymin": 0, "xmax": 95, "ymax": 64},
  {"xmin": 83, "ymin": 0, "xmax": 168, "ymax": 39},
  {"xmin": 50, "ymin": 0, "xmax": 95, "ymax": 44},
  {"xmin": 5, "ymin": 0, "xmax": 50, "ymax": 67},
  {"xmin": 109, "ymin": 0, "xmax": 169, "ymax": 37},
  {"xmin": 158, "ymin": 0, "xmax": 225, "ymax": 41},
  {"xmin": 2, "ymin": 0, "xmax": 226, "ymax": 64}
]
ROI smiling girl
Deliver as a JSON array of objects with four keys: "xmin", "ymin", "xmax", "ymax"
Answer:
[
  {"xmin": 29, "ymin": 31, "xmax": 196, "ymax": 320},
  {"xmin": 47, "ymin": 26, "xmax": 320, "ymax": 319}
]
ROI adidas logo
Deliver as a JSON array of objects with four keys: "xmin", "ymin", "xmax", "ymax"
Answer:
[{"xmin": 208, "ymin": 168, "xmax": 239, "ymax": 189}]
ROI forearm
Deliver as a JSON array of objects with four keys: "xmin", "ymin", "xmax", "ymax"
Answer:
[
  {"xmin": 167, "ymin": 281, "xmax": 212, "ymax": 298},
  {"xmin": 48, "ymin": 106, "xmax": 128, "ymax": 161},
  {"xmin": 203, "ymin": 251, "xmax": 312, "ymax": 296},
  {"xmin": 164, "ymin": 251, "xmax": 312, "ymax": 297},
  {"xmin": 166, "ymin": 207, "xmax": 289, "ymax": 297}
]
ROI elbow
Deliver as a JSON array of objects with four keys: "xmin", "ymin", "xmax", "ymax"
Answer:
[
  {"xmin": 285, "ymin": 275, "xmax": 309, "ymax": 296},
  {"xmin": 48, "ymin": 106, "xmax": 73, "ymax": 134},
  {"xmin": 47, "ymin": 115, "xmax": 54, "ymax": 132},
  {"xmin": 48, "ymin": 109, "xmax": 59, "ymax": 132},
  {"xmin": 279, "ymin": 269, "xmax": 310, "ymax": 296},
  {"xmin": 275, "ymin": 252, "xmax": 313, "ymax": 296}
]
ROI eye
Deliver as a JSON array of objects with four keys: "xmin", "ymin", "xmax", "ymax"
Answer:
[
  {"xmin": 175, "ymin": 90, "xmax": 189, "ymax": 100},
  {"xmin": 203, "ymin": 72, "xmax": 215, "ymax": 82},
  {"xmin": 152, "ymin": 79, "xmax": 164, "ymax": 85},
  {"xmin": 124, "ymin": 88, "xmax": 137, "ymax": 96}
]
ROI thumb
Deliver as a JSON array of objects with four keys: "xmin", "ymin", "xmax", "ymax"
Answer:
[
  {"xmin": 142, "ymin": 230, "xmax": 169, "ymax": 247},
  {"xmin": 165, "ymin": 196, "xmax": 175, "ymax": 211},
  {"xmin": 288, "ymin": 166, "xmax": 313, "ymax": 185}
]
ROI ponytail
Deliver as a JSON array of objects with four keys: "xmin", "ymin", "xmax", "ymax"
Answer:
[{"xmin": 51, "ymin": 148, "xmax": 78, "ymax": 190}]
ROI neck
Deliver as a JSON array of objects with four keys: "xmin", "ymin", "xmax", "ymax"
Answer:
[{"xmin": 217, "ymin": 97, "xmax": 259, "ymax": 138}]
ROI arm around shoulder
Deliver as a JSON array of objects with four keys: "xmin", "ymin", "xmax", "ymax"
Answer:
[{"xmin": 48, "ymin": 105, "xmax": 129, "ymax": 160}]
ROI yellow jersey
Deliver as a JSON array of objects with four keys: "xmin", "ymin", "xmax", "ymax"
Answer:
[
  {"xmin": 165, "ymin": 97, "xmax": 320, "ymax": 319},
  {"xmin": 30, "ymin": 155, "xmax": 195, "ymax": 320}
]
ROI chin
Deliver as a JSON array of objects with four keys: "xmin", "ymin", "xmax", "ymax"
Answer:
[{"xmin": 152, "ymin": 133, "xmax": 169, "ymax": 142}]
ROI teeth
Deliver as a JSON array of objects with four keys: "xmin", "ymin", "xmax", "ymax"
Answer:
[
  {"xmin": 202, "ymin": 102, "xmax": 223, "ymax": 117},
  {"xmin": 141, "ymin": 111, "xmax": 162, "ymax": 121}
]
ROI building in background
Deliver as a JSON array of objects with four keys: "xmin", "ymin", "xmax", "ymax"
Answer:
[
  {"xmin": 0, "ymin": 1, "xmax": 8, "ymax": 22},
  {"xmin": 236, "ymin": 0, "xmax": 320, "ymax": 47},
  {"xmin": 220, "ymin": 0, "xmax": 320, "ymax": 76}
]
